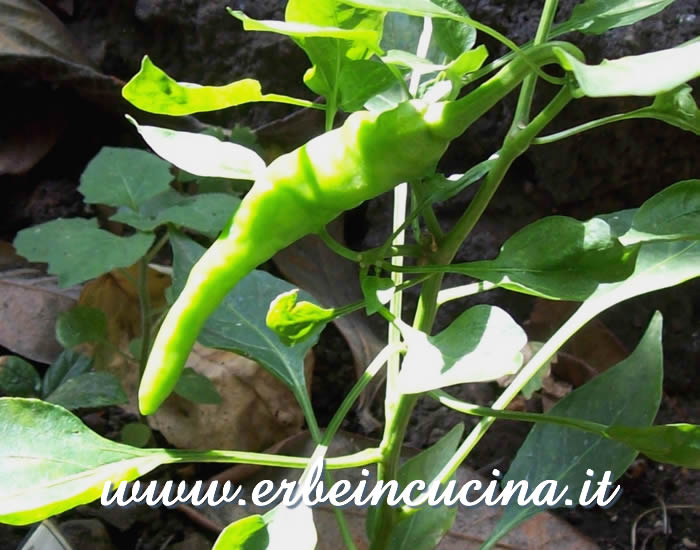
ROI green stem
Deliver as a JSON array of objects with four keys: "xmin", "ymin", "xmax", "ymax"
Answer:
[
  {"xmin": 143, "ymin": 231, "xmax": 170, "ymax": 264},
  {"xmin": 429, "ymin": 390, "xmax": 608, "ymax": 435},
  {"xmin": 164, "ymin": 447, "xmax": 381, "ymax": 469},
  {"xmin": 430, "ymin": 42, "xmax": 582, "ymax": 141},
  {"xmin": 322, "ymin": 344, "xmax": 401, "ymax": 447},
  {"xmin": 370, "ymin": 273, "xmax": 443, "ymax": 549},
  {"xmin": 368, "ymin": 73, "xmax": 575, "ymax": 550},
  {"xmin": 137, "ymin": 258, "xmax": 152, "ymax": 377},
  {"xmin": 436, "ymin": 280, "xmax": 498, "ymax": 305},
  {"xmin": 296, "ymin": 387, "xmax": 359, "ymax": 550},
  {"xmin": 413, "ymin": 185, "xmax": 443, "ymax": 240},
  {"xmin": 319, "ymin": 227, "xmax": 363, "ymax": 262},
  {"xmin": 440, "ymin": 86, "xmax": 573, "ymax": 257},
  {"xmin": 383, "ymin": 88, "xmax": 575, "ymax": 523},
  {"xmin": 531, "ymin": 107, "xmax": 678, "ymax": 145},
  {"xmin": 510, "ymin": 0, "xmax": 559, "ymax": 132}
]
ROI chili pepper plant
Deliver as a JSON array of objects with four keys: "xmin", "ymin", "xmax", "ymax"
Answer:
[{"xmin": 2, "ymin": 0, "xmax": 700, "ymax": 548}]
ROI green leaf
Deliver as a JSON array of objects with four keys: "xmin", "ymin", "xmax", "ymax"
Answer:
[
  {"xmin": 170, "ymin": 232, "xmax": 319, "ymax": 395},
  {"xmin": 553, "ymin": 0, "xmax": 676, "ymax": 36},
  {"xmin": 55, "ymin": 306, "xmax": 107, "ymax": 348},
  {"xmin": 382, "ymin": 50, "xmax": 446, "ymax": 74},
  {"xmin": 266, "ymin": 289, "xmax": 334, "ymax": 346},
  {"xmin": 398, "ymin": 305, "xmax": 527, "ymax": 394},
  {"xmin": 618, "ymin": 180, "xmax": 700, "ymax": 245},
  {"xmin": 45, "ymin": 372, "xmax": 128, "ymax": 410},
  {"xmin": 345, "ymin": 0, "xmax": 464, "ymax": 19},
  {"xmin": 381, "ymin": 10, "xmax": 424, "ymax": 52},
  {"xmin": 42, "ymin": 350, "xmax": 93, "ymax": 398},
  {"xmin": 360, "ymin": 276, "xmax": 395, "ymax": 315},
  {"xmin": 126, "ymin": 116, "xmax": 266, "ymax": 181},
  {"xmin": 455, "ymin": 216, "xmax": 637, "ymax": 301},
  {"xmin": 430, "ymin": 0, "xmax": 476, "ymax": 60},
  {"xmin": 231, "ymin": 8, "xmax": 382, "ymax": 46},
  {"xmin": 555, "ymin": 41, "xmax": 700, "ymax": 97},
  {"xmin": 587, "ymin": 240, "xmax": 700, "ymax": 307},
  {"xmin": 79, "ymin": 147, "xmax": 173, "ymax": 209},
  {"xmin": 122, "ymin": 56, "xmax": 315, "ymax": 116},
  {"xmin": 336, "ymin": 58, "xmax": 399, "ymax": 111},
  {"xmin": 279, "ymin": 1, "xmax": 385, "ymax": 105},
  {"xmin": 605, "ymin": 423, "xmax": 700, "ymax": 469},
  {"xmin": 14, "ymin": 218, "xmax": 155, "ymax": 287},
  {"xmin": 424, "ymin": 157, "xmax": 494, "ymax": 202},
  {"xmin": 214, "ymin": 500, "xmax": 318, "ymax": 550},
  {"xmin": 484, "ymin": 312, "xmax": 663, "ymax": 548},
  {"xmin": 445, "ymin": 44, "xmax": 488, "ymax": 82},
  {"xmin": 0, "ymin": 356, "xmax": 41, "ymax": 397},
  {"xmin": 213, "ymin": 515, "xmax": 269, "ymax": 550},
  {"xmin": 385, "ymin": 425, "xmax": 462, "ymax": 549},
  {"xmin": 173, "ymin": 368, "xmax": 223, "ymax": 405},
  {"xmin": 111, "ymin": 190, "xmax": 240, "ymax": 238},
  {"xmin": 120, "ymin": 422, "xmax": 153, "ymax": 448},
  {"xmin": 641, "ymin": 85, "xmax": 700, "ymax": 135},
  {"xmin": 0, "ymin": 398, "xmax": 166, "ymax": 525}
]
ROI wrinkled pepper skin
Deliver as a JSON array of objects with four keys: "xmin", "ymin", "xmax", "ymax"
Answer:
[{"xmin": 138, "ymin": 44, "xmax": 572, "ymax": 415}]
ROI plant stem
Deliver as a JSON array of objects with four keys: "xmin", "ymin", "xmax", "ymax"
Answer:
[
  {"xmin": 510, "ymin": 0, "xmax": 559, "ymax": 132},
  {"xmin": 382, "ymin": 87, "xmax": 573, "ymax": 523},
  {"xmin": 167, "ymin": 447, "xmax": 381, "ymax": 469},
  {"xmin": 296, "ymin": 386, "xmax": 359, "ymax": 550},
  {"xmin": 429, "ymin": 390, "xmax": 608, "ymax": 435},
  {"xmin": 436, "ymin": 280, "xmax": 498, "ymax": 305},
  {"xmin": 440, "ymin": 86, "xmax": 572, "ymax": 258},
  {"xmin": 319, "ymin": 227, "xmax": 363, "ymax": 262},
  {"xmin": 322, "ymin": 344, "xmax": 401, "ymax": 447},
  {"xmin": 137, "ymin": 258, "xmax": 152, "ymax": 377},
  {"xmin": 432, "ymin": 42, "xmax": 582, "ymax": 141},
  {"xmin": 531, "ymin": 107, "xmax": 676, "ymax": 144}
]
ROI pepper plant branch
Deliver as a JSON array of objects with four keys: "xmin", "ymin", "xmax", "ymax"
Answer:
[
  {"xmin": 423, "ymin": 301, "xmax": 599, "ymax": 499},
  {"xmin": 531, "ymin": 107, "xmax": 689, "ymax": 144},
  {"xmin": 394, "ymin": 86, "xmax": 574, "ymax": 520},
  {"xmin": 428, "ymin": 390, "xmax": 609, "ymax": 435},
  {"xmin": 510, "ymin": 0, "xmax": 559, "ymax": 132},
  {"xmin": 137, "ymin": 258, "xmax": 153, "ymax": 378},
  {"xmin": 436, "ymin": 280, "xmax": 498, "ymax": 305},
  {"xmin": 168, "ymin": 447, "xmax": 381, "ymax": 470},
  {"xmin": 439, "ymin": 86, "xmax": 573, "ymax": 260},
  {"xmin": 412, "ymin": 184, "xmax": 444, "ymax": 239},
  {"xmin": 322, "ymin": 344, "xmax": 401, "ymax": 447},
  {"xmin": 319, "ymin": 227, "xmax": 363, "ymax": 262},
  {"xmin": 371, "ymin": 17, "xmax": 436, "ymax": 548}
]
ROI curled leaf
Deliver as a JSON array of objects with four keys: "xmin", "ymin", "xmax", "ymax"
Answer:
[{"xmin": 266, "ymin": 290, "xmax": 334, "ymax": 346}]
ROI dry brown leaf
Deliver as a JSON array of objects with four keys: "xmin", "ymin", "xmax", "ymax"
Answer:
[
  {"xmin": 0, "ymin": 104, "xmax": 66, "ymax": 175},
  {"xmin": 78, "ymin": 264, "xmax": 170, "ymax": 348},
  {"xmin": 148, "ymin": 344, "xmax": 312, "ymax": 451},
  {"xmin": 0, "ymin": 241, "xmax": 79, "ymax": 362},
  {"xmin": 203, "ymin": 431, "xmax": 599, "ymax": 550}
]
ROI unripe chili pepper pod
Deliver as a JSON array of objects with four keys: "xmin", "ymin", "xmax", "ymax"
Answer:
[{"xmin": 138, "ymin": 43, "xmax": 579, "ymax": 415}]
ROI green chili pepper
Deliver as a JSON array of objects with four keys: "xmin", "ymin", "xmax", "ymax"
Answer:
[{"xmin": 138, "ymin": 43, "xmax": 578, "ymax": 415}]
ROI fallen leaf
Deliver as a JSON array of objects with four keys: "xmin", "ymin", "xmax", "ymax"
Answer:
[
  {"xmin": 0, "ymin": 241, "xmax": 79, "ymax": 363},
  {"xmin": 0, "ymin": 101, "xmax": 66, "ymax": 175},
  {"xmin": 148, "ymin": 344, "xmax": 312, "ymax": 451}
]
